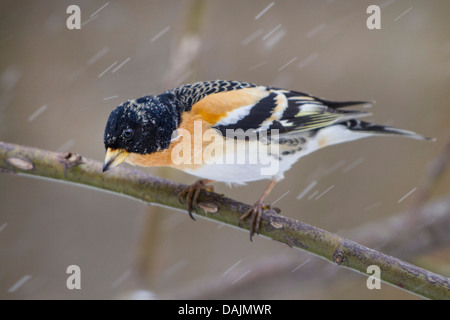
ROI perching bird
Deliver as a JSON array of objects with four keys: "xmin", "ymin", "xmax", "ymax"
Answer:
[{"xmin": 102, "ymin": 80, "xmax": 432, "ymax": 239}]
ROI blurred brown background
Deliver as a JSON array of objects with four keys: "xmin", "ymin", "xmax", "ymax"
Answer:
[{"xmin": 1, "ymin": 0, "xmax": 449, "ymax": 299}]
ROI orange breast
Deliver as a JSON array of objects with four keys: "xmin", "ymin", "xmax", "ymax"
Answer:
[{"xmin": 125, "ymin": 113, "xmax": 223, "ymax": 170}]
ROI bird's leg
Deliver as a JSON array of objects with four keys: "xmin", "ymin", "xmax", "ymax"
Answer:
[
  {"xmin": 239, "ymin": 179, "xmax": 278, "ymax": 241},
  {"xmin": 178, "ymin": 179, "xmax": 214, "ymax": 220}
]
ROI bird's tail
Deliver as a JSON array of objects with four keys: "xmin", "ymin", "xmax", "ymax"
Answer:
[{"xmin": 345, "ymin": 119, "xmax": 434, "ymax": 141}]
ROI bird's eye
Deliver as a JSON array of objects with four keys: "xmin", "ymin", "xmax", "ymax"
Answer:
[{"xmin": 123, "ymin": 128, "xmax": 134, "ymax": 140}]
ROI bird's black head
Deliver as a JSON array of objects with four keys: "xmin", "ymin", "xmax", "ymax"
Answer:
[{"xmin": 104, "ymin": 94, "xmax": 179, "ymax": 155}]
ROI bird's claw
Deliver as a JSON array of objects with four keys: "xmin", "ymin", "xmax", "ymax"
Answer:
[
  {"xmin": 178, "ymin": 180, "xmax": 214, "ymax": 221},
  {"xmin": 239, "ymin": 201, "xmax": 272, "ymax": 241}
]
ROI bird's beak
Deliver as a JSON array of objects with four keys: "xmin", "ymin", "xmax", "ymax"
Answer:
[{"xmin": 102, "ymin": 148, "xmax": 129, "ymax": 172}]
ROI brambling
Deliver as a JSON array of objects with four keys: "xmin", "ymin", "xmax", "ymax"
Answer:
[{"xmin": 102, "ymin": 80, "xmax": 431, "ymax": 239}]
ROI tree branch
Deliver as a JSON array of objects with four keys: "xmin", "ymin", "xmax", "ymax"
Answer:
[{"xmin": 1, "ymin": 141, "xmax": 449, "ymax": 299}]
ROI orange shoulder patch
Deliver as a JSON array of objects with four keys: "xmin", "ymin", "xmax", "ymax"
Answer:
[{"xmin": 190, "ymin": 87, "xmax": 269, "ymax": 125}]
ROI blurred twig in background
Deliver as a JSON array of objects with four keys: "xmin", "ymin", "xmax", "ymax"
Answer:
[
  {"xmin": 410, "ymin": 136, "xmax": 450, "ymax": 211},
  {"xmin": 163, "ymin": 0, "xmax": 206, "ymax": 88},
  {"xmin": 1, "ymin": 141, "xmax": 449, "ymax": 300},
  {"xmin": 133, "ymin": 0, "xmax": 208, "ymax": 292}
]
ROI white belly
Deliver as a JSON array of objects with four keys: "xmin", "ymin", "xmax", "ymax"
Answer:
[
  {"xmin": 182, "ymin": 125, "xmax": 371, "ymax": 183},
  {"xmin": 182, "ymin": 137, "xmax": 298, "ymax": 183}
]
